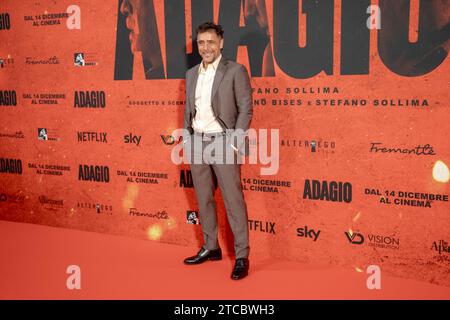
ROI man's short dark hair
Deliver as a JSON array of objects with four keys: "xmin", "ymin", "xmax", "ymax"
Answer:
[{"xmin": 196, "ymin": 22, "xmax": 224, "ymax": 38}]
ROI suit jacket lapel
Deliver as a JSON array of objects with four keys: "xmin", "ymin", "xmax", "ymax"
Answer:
[
  {"xmin": 189, "ymin": 65, "xmax": 200, "ymax": 112},
  {"xmin": 211, "ymin": 58, "xmax": 227, "ymax": 105}
]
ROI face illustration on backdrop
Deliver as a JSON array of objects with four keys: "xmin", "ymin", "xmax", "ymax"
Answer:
[
  {"xmin": 243, "ymin": 0, "xmax": 274, "ymax": 76},
  {"xmin": 120, "ymin": 0, "xmax": 164, "ymax": 78},
  {"xmin": 379, "ymin": 0, "xmax": 450, "ymax": 76}
]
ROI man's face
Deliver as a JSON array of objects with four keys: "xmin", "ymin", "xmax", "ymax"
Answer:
[{"xmin": 196, "ymin": 30, "xmax": 223, "ymax": 65}]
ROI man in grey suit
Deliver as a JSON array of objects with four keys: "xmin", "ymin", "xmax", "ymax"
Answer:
[{"xmin": 182, "ymin": 22, "xmax": 253, "ymax": 280}]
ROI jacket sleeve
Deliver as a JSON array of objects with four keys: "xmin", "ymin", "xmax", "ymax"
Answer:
[
  {"xmin": 183, "ymin": 70, "xmax": 193, "ymax": 138},
  {"xmin": 233, "ymin": 64, "xmax": 253, "ymax": 132}
]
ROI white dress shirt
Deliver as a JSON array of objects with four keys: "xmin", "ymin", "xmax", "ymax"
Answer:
[{"xmin": 192, "ymin": 54, "xmax": 224, "ymax": 133}]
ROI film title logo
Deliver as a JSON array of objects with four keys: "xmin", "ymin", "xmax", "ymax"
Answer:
[
  {"xmin": 303, "ymin": 179, "xmax": 352, "ymax": 203},
  {"xmin": 432, "ymin": 240, "xmax": 449, "ymax": 255},
  {"xmin": 0, "ymin": 90, "xmax": 17, "ymax": 106},
  {"xmin": 74, "ymin": 91, "xmax": 106, "ymax": 108},
  {"xmin": 0, "ymin": 13, "xmax": 11, "ymax": 30},
  {"xmin": 78, "ymin": 164, "xmax": 110, "ymax": 183},
  {"xmin": 114, "ymin": 1, "xmax": 448, "ymax": 79},
  {"xmin": 0, "ymin": 158, "xmax": 22, "ymax": 175}
]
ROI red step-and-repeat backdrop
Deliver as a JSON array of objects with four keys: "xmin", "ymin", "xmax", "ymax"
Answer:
[{"xmin": 1, "ymin": 0, "xmax": 449, "ymax": 286}]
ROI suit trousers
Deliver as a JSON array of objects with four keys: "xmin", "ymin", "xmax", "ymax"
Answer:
[{"xmin": 184, "ymin": 132, "xmax": 250, "ymax": 259}]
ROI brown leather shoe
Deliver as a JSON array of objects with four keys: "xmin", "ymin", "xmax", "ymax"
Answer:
[
  {"xmin": 231, "ymin": 258, "xmax": 249, "ymax": 280},
  {"xmin": 183, "ymin": 247, "xmax": 222, "ymax": 265}
]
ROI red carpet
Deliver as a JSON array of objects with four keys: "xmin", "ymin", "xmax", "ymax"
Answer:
[{"xmin": 0, "ymin": 220, "xmax": 449, "ymax": 300}]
